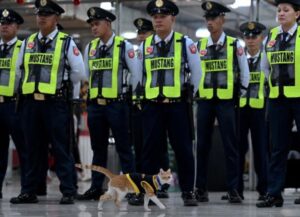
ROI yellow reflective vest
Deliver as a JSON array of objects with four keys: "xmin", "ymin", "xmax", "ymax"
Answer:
[
  {"xmin": 240, "ymin": 54, "xmax": 265, "ymax": 109},
  {"xmin": 22, "ymin": 32, "xmax": 67, "ymax": 95},
  {"xmin": 198, "ymin": 36, "xmax": 235, "ymax": 99},
  {"xmin": 266, "ymin": 26, "xmax": 300, "ymax": 98},
  {"xmin": 0, "ymin": 40, "xmax": 22, "ymax": 96},
  {"xmin": 88, "ymin": 36, "xmax": 123, "ymax": 99},
  {"xmin": 144, "ymin": 32, "xmax": 182, "ymax": 99}
]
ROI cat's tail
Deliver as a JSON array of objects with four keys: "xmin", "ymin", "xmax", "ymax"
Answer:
[{"xmin": 75, "ymin": 164, "xmax": 116, "ymax": 179}]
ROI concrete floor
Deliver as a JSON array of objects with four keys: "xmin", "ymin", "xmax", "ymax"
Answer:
[{"xmin": 1, "ymin": 174, "xmax": 300, "ymax": 217}]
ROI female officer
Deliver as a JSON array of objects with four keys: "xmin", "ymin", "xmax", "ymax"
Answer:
[{"xmin": 257, "ymin": 0, "xmax": 300, "ymax": 207}]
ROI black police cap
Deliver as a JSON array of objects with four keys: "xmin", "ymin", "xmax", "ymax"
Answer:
[
  {"xmin": 275, "ymin": 0, "xmax": 300, "ymax": 6},
  {"xmin": 35, "ymin": 0, "xmax": 65, "ymax": 15},
  {"xmin": 201, "ymin": 1, "xmax": 231, "ymax": 18},
  {"xmin": 86, "ymin": 7, "xmax": 116, "ymax": 23},
  {"xmin": 134, "ymin": 18, "xmax": 154, "ymax": 33},
  {"xmin": 239, "ymin": 21, "xmax": 266, "ymax": 36},
  {"xmin": 146, "ymin": 0, "xmax": 179, "ymax": 16},
  {"xmin": 0, "ymin": 9, "xmax": 24, "ymax": 24}
]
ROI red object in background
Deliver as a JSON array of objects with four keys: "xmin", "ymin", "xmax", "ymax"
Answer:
[
  {"xmin": 16, "ymin": 0, "xmax": 24, "ymax": 4},
  {"xmin": 73, "ymin": 0, "xmax": 80, "ymax": 5}
]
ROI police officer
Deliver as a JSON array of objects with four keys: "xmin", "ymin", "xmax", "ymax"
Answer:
[
  {"xmin": 0, "ymin": 9, "xmax": 25, "ymax": 199},
  {"xmin": 238, "ymin": 21, "xmax": 268, "ymax": 200},
  {"xmin": 134, "ymin": 18, "xmax": 154, "ymax": 42},
  {"xmin": 78, "ymin": 7, "xmax": 137, "ymax": 200},
  {"xmin": 128, "ymin": 17, "xmax": 170, "ymax": 205},
  {"xmin": 257, "ymin": 0, "xmax": 300, "ymax": 207},
  {"xmin": 10, "ymin": 0, "xmax": 85, "ymax": 204},
  {"xmin": 196, "ymin": 1, "xmax": 249, "ymax": 203},
  {"xmin": 137, "ymin": 0, "xmax": 202, "ymax": 206},
  {"xmin": 131, "ymin": 17, "xmax": 156, "ymax": 175}
]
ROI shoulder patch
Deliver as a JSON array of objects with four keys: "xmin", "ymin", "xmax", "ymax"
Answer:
[
  {"xmin": 267, "ymin": 40, "xmax": 276, "ymax": 48},
  {"xmin": 200, "ymin": 49, "xmax": 207, "ymax": 56},
  {"xmin": 73, "ymin": 46, "xmax": 80, "ymax": 56},
  {"xmin": 27, "ymin": 42, "xmax": 35, "ymax": 49},
  {"xmin": 128, "ymin": 49, "xmax": 135, "ymax": 58},
  {"xmin": 90, "ymin": 49, "xmax": 96, "ymax": 56},
  {"xmin": 189, "ymin": 44, "xmax": 197, "ymax": 54},
  {"xmin": 146, "ymin": 46, "xmax": 153, "ymax": 54},
  {"xmin": 237, "ymin": 47, "xmax": 244, "ymax": 56}
]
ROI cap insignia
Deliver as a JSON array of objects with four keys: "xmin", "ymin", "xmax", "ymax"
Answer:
[
  {"xmin": 90, "ymin": 8, "xmax": 96, "ymax": 16},
  {"xmin": 40, "ymin": 0, "xmax": 47, "ymax": 7},
  {"xmin": 137, "ymin": 19, "xmax": 143, "ymax": 27},
  {"xmin": 206, "ymin": 2, "xmax": 213, "ymax": 10},
  {"xmin": 2, "ymin": 9, "xmax": 9, "ymax": 18},
  {"xmin": 155, "ymin": 0, "xmax": 164, "ymax": 8},
  {"xmin": 248, "ymin": 22, "xmax": 255, "ymax": 30}
]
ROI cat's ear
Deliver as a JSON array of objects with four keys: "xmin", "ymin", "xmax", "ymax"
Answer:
[
  {"xmin": 167, "ymin": 169, "xmax": 171, "ymax": 173},
  {"xmin": 159, "ymin": 168, "xmax": 164, "ymax": 173}
]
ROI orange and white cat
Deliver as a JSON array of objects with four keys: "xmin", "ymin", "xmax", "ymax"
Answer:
[{"xmin": 75, "ymin": 164, "xmax": 172, "ymax": 211}]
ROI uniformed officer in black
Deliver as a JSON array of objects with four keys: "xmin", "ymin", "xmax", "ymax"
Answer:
[
  {"xmin": 257, "ymin": 0, "xmax": 300, "ymax": 207},
  {"xmin": 128, "ymin": 17, "xmax": 170, "ymax": 205},
  {"xmin": 238, "ymin": 21, "xmax": 268, "ymax": 200},
  {"xmin": 0, "ymin": 9, "xmax": 25, "ymax": 200},
  {"xmin": 196, "ymin": 1, "xmax": 249, "ymax": 203},
  {"xmin": 131, "ymin": 17, "xmax": 156, "ymax": 174},
  {"xmin": 10, "ymin": 0, "xmax": 85, "ymax": 204},
  {"xmin": 78, "ymin": 7, "xmax": 137, "ymax": 200},
  {"xmin": 134, "ymin": 18, "xmax": 154, "ymax": 42},
  {"xmin": 137, "ymin": 0, "xmax": 202, "ymax": 206}
]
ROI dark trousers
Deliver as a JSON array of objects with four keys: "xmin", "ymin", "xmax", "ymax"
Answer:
[
  {"xmin": 87, "ymin": 101, "xmax": 135, "ymax": 190},
  {"xmin": 132, "ymin": 105, "xmax": 169, "ymax": 173},
  {"xmin": 267, "ymin": 98, "xmax": 300, "ymax": 197},
  {"xmin": 0, "ymin": 102, "xmax": 26, "ymax": 192},
  {"xmin": 238, "ymin": 106, "xmax": 269, "ymax": 195},
  {"xmin": 21, "ymin": 99, "xmax": 76, "ymax": 196},
  {"xmin": 141, "ymin": 102, "xmax": 195, "ymax": 192},
  {"xmin": 196, "ymin": 99, "xmax": 239, "ymax": 191}
]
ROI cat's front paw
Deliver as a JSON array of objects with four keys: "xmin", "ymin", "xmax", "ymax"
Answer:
[
  {"xmin": 144, "ymin": 207, "xmax": 151, "ymax": 212},
  {"xmin": 159, "ymin": 204, "xmax": 166, "ymax": 210},
  {"xmin": 98, "ymin": 204, "xmax": 103, "ymax": 211}
]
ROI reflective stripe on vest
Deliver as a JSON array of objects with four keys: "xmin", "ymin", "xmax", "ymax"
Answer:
[
  {"xmin": 266, "ymin": 26, "xmax": 300, "ymax": 98},
  {"xmin": 198, "ymin": 36, "xmax": 234, "ymax": 99},
  {"xmin": 144, "ymin": 32, "xmax": 182, "ymax": 99},
  {"xmin": 240, "ymin": 53, "xmax": 265, "ymax": 109},
  {"xmin": 0, "ymin": 40, "xmax": 22, "ymax": 96},
  {"xmin": 22, "ymin": 32, "xmax": 66, "ymax": 94},
  {"xmin": 88, "ymin": 36, "xmax": 123, "ymax": 99},
  {"xmin": 239, "ymin": 71, "xmax": 265, "ymax": 108}
]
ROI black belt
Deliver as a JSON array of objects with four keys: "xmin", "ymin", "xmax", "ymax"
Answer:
[
  {"xmin": 89, "ymin": 97, "xmax": 125, "ymax": 105},
  {"xmin": 0, "ymin": 96, "xmax": 16, "ymax": 103},
  {"xmin": 23, "ymin": 93, "xmax": 66, "ymax": 101},
  {"xmin": 148, "ymin": 98, "xmax": 182, "ymax": 104}
]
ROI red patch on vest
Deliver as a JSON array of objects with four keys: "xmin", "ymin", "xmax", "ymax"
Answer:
[
  {"xmin": 237, "ymin": 47, "xmax": 244, "ymax": 56},
  {"xmin": 90, "ymin": 49, "xmax": 96, "ymax": 56},
  {"xmin": 268, "ymin": 40, "xmax": 276, "ymax": 47},
  {"xmin": 189, "ymin": 44, "xmax": 197, "ymax": 54},
  {"xmin": 146, "ymin": 46, "xmax": 153, "ymax": 54},
  {"xmin": 27, "ymin": 42, "xmax": 35, "ymax": 49},
  {"xmin": 128, "ymin": 49, "xmax": 135, "ymax": 58},
  {"xmin": 200, "ymin": 49, "xmax": 207, "ymax": 56},
  {"xmin": 73, "ymin": 46, "xmax": 80, "ymax": 56}
]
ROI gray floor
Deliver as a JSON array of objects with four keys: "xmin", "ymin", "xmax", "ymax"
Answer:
[{"xmin": 1, "ymin": 174, "xmax": 300, "ymax": 217}]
